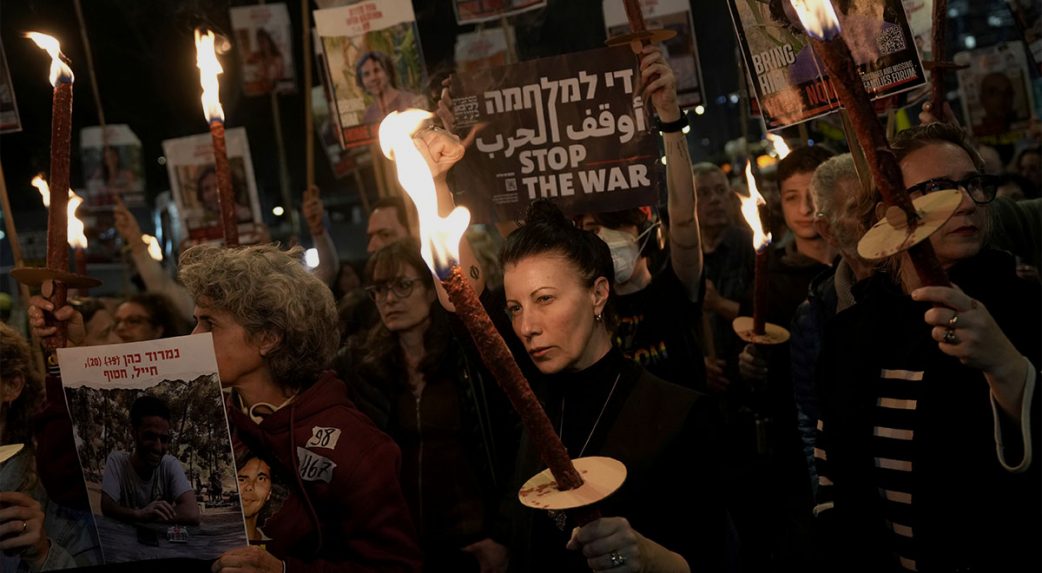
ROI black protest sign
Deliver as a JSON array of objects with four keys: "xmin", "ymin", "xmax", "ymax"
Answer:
[{"xmin": 450, "ymin": 45, "xmax": 659, "ymax": 222}]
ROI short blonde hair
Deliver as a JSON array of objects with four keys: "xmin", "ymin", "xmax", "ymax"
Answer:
[{"xmin": 178, "ymin": 244, "xmax": 338, "ymax": 391}]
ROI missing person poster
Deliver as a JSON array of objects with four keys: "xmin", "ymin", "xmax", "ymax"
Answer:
[
  {"xmin": 57, "ymin": 334, "xmax": 247, "ymax": 564},
  {"xmin": 1007, "ymin": 0, "xmax": 1042, "ymax": 74},
  {"xmin": 80, "ymin": 125, "xmax": 146, "ymax": 208},
  {"xmin": 453, "ymin": 0, "xmax": 546, "ymax": 25},
  {"xmin": 954, "ymin": 41, "xmax": 1037, "ymax": 145},
  {"xmin": 161, "ymin": 128, "xmax": 263, "ymax": 246},
  {"xmin": 315, "ymin": 0, "xmax": 428, "ymax": 148},
  {"xmin": 728, "ymin": 0, "xmax": 926, "ymax": 129},
  {"xmin": 603, "ymin": 0, "xmax": 707, "ymax": 109},
  {"xmin": 0, "ymin": 38, "xmax": 21, "ymax": 133},
  {"xmin": 450, "ymin": 45, "xmax": 659, "ymax": 222},
  {"xmin": 230, "ymin": 3, "xmax": 297, "ymax": 96},
  {"xmin": 455, "ymin": 27, "xmax": 510, "ymax": 73}
]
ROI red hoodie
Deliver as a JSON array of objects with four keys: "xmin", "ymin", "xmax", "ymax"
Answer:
[{"xmin": 227, "ymin": 371, "xmax": 421, "ymax": 573}]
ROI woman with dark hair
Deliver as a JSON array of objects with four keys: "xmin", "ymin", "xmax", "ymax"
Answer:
[
  {"xmin": 343, "ymin": 238, "xmax": 516, "ymax": 572},
  {"xmin": 498, "ymin": 200, "xmax": 728, "ymax": 572},
  {"xmin": 114, "ymin": 293, "xmax": 184, "ymax": 343},
  {"xmin": 353, "ymin": 51, "xmax": 426, "ymax": 124},
  {"xmin": 814, "ymin": 122, "xmax": 1040, "ymax": 572}
]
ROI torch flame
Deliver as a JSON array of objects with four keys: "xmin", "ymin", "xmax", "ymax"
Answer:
[
  {"xmin": 26, "ymin": 32, "xmax": 74, "ymax": 85},
  {"xmin": 740, "ymin": 162, "xmax": 772, "ymax": 251},
  {"xmin": 68, "ymin": 192, "xmax": 87, "ymax": 250},
  {"xmin": 194, "ymin": 29, "xmax": 225, "ymax": 124},
  {"xmin": 32, "ymin": 174, "xmax": 73, "ymax": 208},
  {"xmin": 142, "ymin": 234, "xmax": 163, "ymax": 261},
  {"xmin": 766, "ymin": 133, "xmax": 792, "ymax": 159},
  {"xmin": 788, "ymin": 0, "xmax": 842, "ymax": 40},
  {"xmin": 378, "ymin": 109, "xmax": 471, "ymax": 275}
]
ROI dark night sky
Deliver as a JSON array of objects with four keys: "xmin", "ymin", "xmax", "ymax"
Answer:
[{"xmin": 0, "ymin": 0, "xmax": 743, "ymax": 249}]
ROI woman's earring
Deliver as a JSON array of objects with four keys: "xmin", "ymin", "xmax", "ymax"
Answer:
[{"xmin": 594, "ymin": 313, "xmax": 603, "ymax": 322}]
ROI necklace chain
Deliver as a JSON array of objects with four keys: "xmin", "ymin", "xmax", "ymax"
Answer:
[{"xmin": 559, "ymin": 373, "xmax": 622, "ymax": 458}]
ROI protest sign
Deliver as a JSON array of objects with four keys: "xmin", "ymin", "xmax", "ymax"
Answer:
[
  {"xmin": 728, "ymin": 0, "xmax": 926, "ymax": 129},
  {"xmin": 453, "ymin": 0, "xmax": 546, "ymax": 25},
  {"xmin": 0, "ymin": 39, "xmax": 21, "ymax": 134},
  {"xmin": 230, "ymin": 3, "xmax": 297, "ymax": 96},
  {"xmin": 955, "ymin": 41, "xmax": 1037, "ymax": 145},
  {"xmin": 1007, "ymin": 0, "xmax": 1042, "ymax": 74},
  {"xmin": 315, "ymin": 0, "xmax": 428, "ymax": 148},
  {"xmin": 161, "ymin": 128, "xmax": 263, "ymax": 245},
  {"xmin": 58, "ymin": 334, "xmax": 247, "ymax": 563},
  {"xmin": 603, "ymin": 0, "xmax": 706, "ymax": 109},
  {"xmin": 80, "ymin": 125, "xmax": 146, "ymax": 208},
  {"xmin": 455, "ymin": 27, "xmax": 510, "ymax": 73},
  {"xmin": 450, "ymin": 45, "xmax": 659, "ymax": 222}
]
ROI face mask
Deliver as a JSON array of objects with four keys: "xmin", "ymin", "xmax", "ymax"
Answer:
[{"xmin": 598, "ymin": 224, "xmax": 658, "ymax": 284}]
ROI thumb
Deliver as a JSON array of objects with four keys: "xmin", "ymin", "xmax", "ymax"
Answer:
[{"xmin": 565, "ymin": 526, "xmax": 582, "ymax": 550}]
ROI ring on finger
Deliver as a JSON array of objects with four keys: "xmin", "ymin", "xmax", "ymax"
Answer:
[
  {"xmin": 20, "ymin": 520, "xmax": 28, "ymax": 533},
  {"xmin": 608, "ymin": 551, "xmax": 627, "ymax": 567},
  {"xmin": 947, "ymin": 313, "xmax": 959, "ymax": 328},
  {"xmin": 943, "ymin": 328, "xmax": 959, "ymax": 345}
]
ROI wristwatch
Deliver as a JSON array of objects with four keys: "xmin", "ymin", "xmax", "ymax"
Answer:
[{"xmin": 655, "ymin": 114, "xmax": 688, "ymax": 134}]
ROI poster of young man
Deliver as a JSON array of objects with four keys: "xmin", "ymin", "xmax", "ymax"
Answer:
[
  {"xmin": 955, "ymin": 41, "xmax": 1037, "ymax": 144},
  {"xmin": 80, "ymin": 124, "xmax": 146, "ymax": 208},
  {"xmin": 57, "ymin": 334, "xmax": 247, "ymax": 564},
  {"xmin": 161, "ymin": 128, "xmax": 263, "ymax": 246},
  {"xmin": 602, "ymin": 0, "xmax": 707, "ymax": 109},
  {"xmin": 315, "ymin": 0, "xmax": 428, "ymax": 148},
  {"xmin": 454, "ymin": 27, "xmax": 510, "ymax": 73},
  {"xmin": 0, "ymin": 39, "xmax": 21, "ymax": 134},
  {"xmin": 452, "ymin": 0, "xmax": 546, "ymax": 25},
  {"xmin": 450, "ymin": 44, "xmax": 659, "ymax": 222},
  {"xmin": 728, "ymin": 0, "xmax": 926, "ymax": 129},
  {"xmin": 230, "ymin": 3, "xmax": 296, "ymax": 96}
]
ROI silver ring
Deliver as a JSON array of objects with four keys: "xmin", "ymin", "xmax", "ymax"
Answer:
[
  {"xmin": 943, "ymin": 328, "xmax": 959, "ymax": 344},
  {"xmin": 608, "ymin": 551, "xmax": 626, "ymax": 567},
  {"xmin": 948, "ymin": 313, "xmax": 959, "ymax": 328},
  {"xmin": 20, "ymin": 520, "xmax": 28, "ymax": 533}
]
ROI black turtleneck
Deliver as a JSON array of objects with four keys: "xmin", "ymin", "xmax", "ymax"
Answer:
[{"xmin": 545, "ymin": 348, "xmax": 637, "ymax": 461}]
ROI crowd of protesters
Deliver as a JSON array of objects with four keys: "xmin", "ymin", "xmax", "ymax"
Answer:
[{"xmin": 3, "ymin": 43, "xmax": 1039, "ymax": 573}]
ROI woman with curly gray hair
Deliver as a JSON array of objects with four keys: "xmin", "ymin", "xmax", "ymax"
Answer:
[{"xmin": 178, "ymin": 244, "xmax": 420, "ymax": 573}]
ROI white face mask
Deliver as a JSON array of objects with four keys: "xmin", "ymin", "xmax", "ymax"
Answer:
[{"xmin": 597, "ymin": 224, "xmax": 658, "ymax": 284}]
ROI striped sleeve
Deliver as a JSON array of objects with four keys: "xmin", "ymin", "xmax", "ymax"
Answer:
[{"xmin": 813, "ymin": 417, "xmax": 834, "ymax": 517}]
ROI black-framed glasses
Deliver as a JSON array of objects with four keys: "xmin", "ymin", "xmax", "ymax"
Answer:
[
  {"xmin": 904, "ymin": 174, "xmax": 998, "ymax": 205},
  {"xmin": 365, "ymin": 277, "xmax": 421, "ymax": 301}
]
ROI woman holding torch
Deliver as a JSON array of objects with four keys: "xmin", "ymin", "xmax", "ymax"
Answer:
[
  {"xmin": 498, "ymin": 200, "xmax": 729, "ymax": 573},
  {"xmin": 813, "ymin": 122, "xmax": 1040, "ymax": 572}
]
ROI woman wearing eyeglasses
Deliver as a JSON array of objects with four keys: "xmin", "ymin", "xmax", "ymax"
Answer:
[
  {"xmin": 344, "ymin": 238, "xmax": 517, "ymax": 573},
  {"xmin": 813, "ymin": 122, "xmax": 1041, "ymax": 572}
]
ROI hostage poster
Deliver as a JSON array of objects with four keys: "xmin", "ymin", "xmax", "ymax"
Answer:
[
  {"xmin": 315, "ymin": 0, "xmax": 428, "ymax": 148},
  {"xmin": 450, "ymin": 45, "xmax": 659, "ymax": 222},
  {"xmin": 603, "ymin": 0, "xmax": 707, "ymax": 109},
  {"xmin": 728, "ymin": 0, "xmax": 927, "ymax": 129},
  {"xmin": 453, "ymin": 0, "xmax": 547, "ymax": 25},
  {"xmin": 161, "ymin": 128, "xmax": 264, "ymax": 246},
  {"xmin": 230, "ymin": 3, "xmax": 297, "ymax": 96},
  {"xmin": 80, "ymin": 124, "xmax": 146, "ymax": 209},
  {"xmin": 954, "ymin": 41, "xmax": 1037, "ymax": 145},
  {"xmin": 57, "ymin": 334, "xmax": 247, "ymax": 564}
]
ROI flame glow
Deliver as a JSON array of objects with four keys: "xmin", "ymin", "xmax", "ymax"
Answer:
[
  {"xmin": 194, "ymin": 29, "xmax": 225, "ymax": 123},
  {"xmin": 766, "ymin": 133, "xmax": 792, "ymax": 159},
  {"xmin": 32, "ymin": 174, "xmax": 74, "ymax": 208},
  {"xmin": 378, "ymin": 109, "xmax": 471, "ymax": 274},
  {"xmin": 740, "ymin": 162, "xmax": 772, "ymax": 251},
  {"xmin": 141, "ymin": 234, "xmax": 163, "ymax": 261},
  {"xmin": 788, "ymin": 0, "xmax": 842, "ymax": 40},
  {"xmin": 26, "ymin": 32, "xmax": 74, "ymax": 85},
  {"xmin": 68, "ymin": 192, "xmax": 87, "ymax": 249}
]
